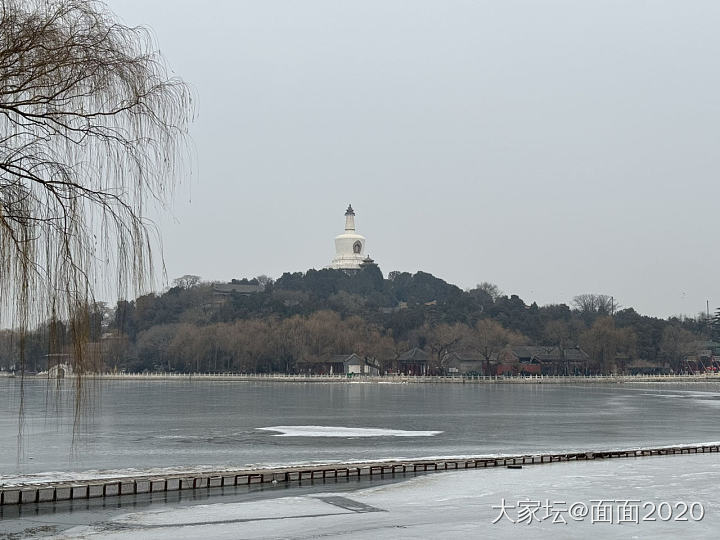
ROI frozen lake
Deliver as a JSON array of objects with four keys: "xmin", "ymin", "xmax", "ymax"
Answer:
[
  {"xmin": 2, "ymin": 379, "xmax": 720, "ymax": 481},
  {"xmin": 3, "ymin": 452, "xmax": 718, "ymax": 538}
]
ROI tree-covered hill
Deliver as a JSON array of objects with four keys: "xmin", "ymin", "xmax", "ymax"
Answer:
[{"xmin": 0, "ymin": 267, "xmax": 714, "ymax": 375}]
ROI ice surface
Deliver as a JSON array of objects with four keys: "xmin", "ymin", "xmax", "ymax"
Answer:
[
  {"xmin": 112, "ymin": 497, "xmax": 347, "ymax": 527},
  {"xmin": 256, "ymin": 426, "xmax": 443, "ymax": 437},
  {"xmin": 53, "ymin": 452, "xmax": 720, "ymax": 539},
  {"xmin": 6, "ymin": 380, "xmax": 720, "ymax": 477}
]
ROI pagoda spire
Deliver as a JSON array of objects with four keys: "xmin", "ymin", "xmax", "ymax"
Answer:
[{"xmin": 345, "ymin": 204, "xmax": 356, "ymax": 231}]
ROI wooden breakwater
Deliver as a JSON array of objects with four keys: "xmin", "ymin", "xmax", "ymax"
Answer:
[
  {"xmin": 15, "ymin": 372, "xmax": 720, "ymax": 384},
  {"xmin": 2, "ymin": 443, "xmax": 718, "ymax": 506}
]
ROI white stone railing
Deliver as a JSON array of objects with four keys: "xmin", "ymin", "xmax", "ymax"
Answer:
[{"xmin": 17, "ymin": 371, "xmax": 719, "ymax": 383}]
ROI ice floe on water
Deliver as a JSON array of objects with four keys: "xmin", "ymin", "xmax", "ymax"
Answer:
[{"xmin": 257, "ymin": 426, "xmax": 443, "ymax": 437}]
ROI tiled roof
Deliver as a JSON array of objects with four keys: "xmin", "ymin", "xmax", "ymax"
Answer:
[
  {"xmin": 510, "ymin": 346, "xmax": 589, "ymax": 362},
  {"xmin": 445, "ymin": 352, "xmax": 483, "ymax": 362},
  {"xmin": 213, "ymin": 283, "xmax": 261, "ymax": 294},
  {"xmin": 331, "ymin": 354, "xmax": 363, "ymax": 364},
  {"xmin": 398, "ymin": 348, "xmax": 430, "ymax": 362}
]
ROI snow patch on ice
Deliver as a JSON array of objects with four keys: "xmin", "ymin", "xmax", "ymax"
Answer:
[{"xmin": 257, "ymin": 426, "xmax": 443, "ymax": 437}]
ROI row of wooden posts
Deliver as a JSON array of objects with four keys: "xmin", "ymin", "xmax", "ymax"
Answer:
[{"xmin": 2, "ymin": 443, "xmax": 718, "ymax": 506}]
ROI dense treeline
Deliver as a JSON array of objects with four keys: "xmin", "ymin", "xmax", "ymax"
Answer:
[{"xmin": 1, "ymin": 266, "xmax": 716, "ymax": 374}]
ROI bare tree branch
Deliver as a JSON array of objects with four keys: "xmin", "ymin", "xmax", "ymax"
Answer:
[{"xmin": 0, "ymin": 0, "xmax": 194, "ymax": 376}]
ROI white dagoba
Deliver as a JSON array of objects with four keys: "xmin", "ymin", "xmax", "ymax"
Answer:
[{"xmin": 329, "ymin": 204, "xmax": 366, "ymax": 270}]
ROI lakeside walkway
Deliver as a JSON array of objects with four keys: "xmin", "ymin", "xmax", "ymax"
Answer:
[
  {"xmin": 2, "ymin": 443, "xmax": 718, "ymax": 506},
  {"xmin": 14, "ymin": 372, "xmax": 720, "ymax": 384}
]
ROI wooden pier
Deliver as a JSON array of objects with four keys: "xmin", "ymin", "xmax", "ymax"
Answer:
[{"xmin": 2, "ymin": 443, "xmax": 718, "ymax": 506}]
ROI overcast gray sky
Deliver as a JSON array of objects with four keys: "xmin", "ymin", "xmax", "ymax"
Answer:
[{"xmin": 109, "ymin": 0, "xmax": 720, "ymax": 319}]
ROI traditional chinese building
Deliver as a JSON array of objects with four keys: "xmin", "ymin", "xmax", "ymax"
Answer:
[
  {"xmin": 397, "ymin": 348, "xmax": 429, "ymax": 375},
  {"xmin": 296, "ymin": 353, "xmax": 379, "ymax": 375}
]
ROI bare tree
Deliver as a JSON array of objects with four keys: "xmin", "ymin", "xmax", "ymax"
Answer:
[
  {"xmin": 348, "ymin": 319, "xmax": 396, "ymax": 373},
  {"xmin": 472, "ymin": 282, "xmax": 503, "ymax": 302},
  {"xmin": 579, "ymin": 317, "xmax": 636, "ymax": 374},
  {"xmin": 255, "ymin": 275, "xmax": 274, "ymax": 291},
  {"xmin": 0, "ymin": 0, "xmax": 193, "ymax": 373},
  {"xmin": 425, "ymin": 322, "xmax": 471, "ymax": 373},
  {"xmin": 543, "ymin": 320, "xmax": 571, "ymax": 375},
  {"xmin": 173, "ymin": 275, "xmax": 201, "ymax": 290},
  {"xmin": 471, "ymin": 319, "xmax": 526, "ymax": 376},
  {"xmin": 572, "ymin": 294, "xmax": 618, "ymax": 317},
  {"xmin": 660, "ymin": 325, "xmax": 697, "ymax": 373}
]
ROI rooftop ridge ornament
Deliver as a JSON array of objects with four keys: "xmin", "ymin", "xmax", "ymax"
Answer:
[{"xmin": 345, "ymin": 204, "xmax": 355, "ymax": 216}]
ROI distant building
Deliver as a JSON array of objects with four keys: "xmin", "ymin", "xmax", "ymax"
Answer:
[
  {"xmin": 625, "ymin": 359, "xmax": 670, "ymax": 375},
  {"xmin": 297, "ymin": 353, "xmax": 379, "ymax": 375},
  {"xmin": 397, "ymin": 348, "xmax": 430, "ymax": 375},
  {"xmin": 443, "ymin": 352, "xmax": 484, "ymax": 375},
  {"xmin": 213, "ymin": 280, "xmax": 262, "ymax": 296},
  {"xmin": 683, "ymin": 341, "xmax": 720, "ymax": 373},
  {"xmin": 360, "ymin": 255, "xmax": 378, "ymax": 270},
  {"xmin": 329, "ymin": 205, "xmax": 371, "ymax": 271},
  {"xmin": 341, "ymin": 354, "xmax": 379, "ymax": 375},
  {"xmin": 498, "ymin": 346, "xmax": 591, "ymax": 375}
]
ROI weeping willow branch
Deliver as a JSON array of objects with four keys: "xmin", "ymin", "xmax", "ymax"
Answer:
[{"xmin": 0, "ymin": 0, "xmax": 194, "ymax": 376}]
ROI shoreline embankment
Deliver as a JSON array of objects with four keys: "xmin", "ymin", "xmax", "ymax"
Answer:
[{"xmin": 6, "ymin": 372, "xmax": 720, "ymax": 384}]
